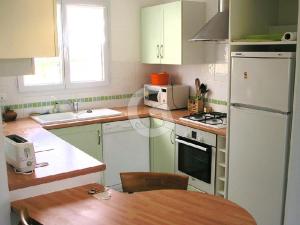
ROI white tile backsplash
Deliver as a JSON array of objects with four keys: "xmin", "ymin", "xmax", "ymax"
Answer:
[
  {"xmin": 0, "ymin": 62, "xmax": 156, "ymax": 104},
  {"xmin": 0, "ymin": 0, "xmax": 161, "ymax": 111},
  {"xmin": 161, "ymin": 43, "xmax": 229, "ymax": 113}
]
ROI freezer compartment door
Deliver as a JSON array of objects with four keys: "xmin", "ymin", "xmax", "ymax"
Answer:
[
  {"xmin": 228, "ymin": 106, "xmax": 289, "ymax": 225},
  {"xmin": 231, "ymin": 57, "xmax": 295, "ymax": 112}
]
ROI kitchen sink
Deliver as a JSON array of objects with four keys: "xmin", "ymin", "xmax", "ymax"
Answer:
[{"xmin": 31, "ymin": 109, "xmax": 122, "ymax": 125}]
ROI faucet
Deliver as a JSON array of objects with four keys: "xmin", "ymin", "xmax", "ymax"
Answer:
[
  {"xmin": 52, "ymin": 101, "xmax": 60, "ymax": 113},
  {"xmin": 68, "ymin": 101, "xmax": 79, "ymax": 113}
]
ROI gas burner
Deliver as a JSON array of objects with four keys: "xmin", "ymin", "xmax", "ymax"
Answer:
[
  {"xmin": 189, "ymin": 114, "xmax": 206, "ymax": 121},
  {"xmin": 180, "ymin": 112, "xmax": 227, "ymax": 128}
]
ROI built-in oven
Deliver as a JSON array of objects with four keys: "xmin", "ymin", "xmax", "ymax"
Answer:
[{"xmin": 175, "ymin": 124, "xmax": 216, "ymax": 194}]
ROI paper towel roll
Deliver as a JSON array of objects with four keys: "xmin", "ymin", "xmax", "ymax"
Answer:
[{"xmin": 282, "ymin": 32, "xmax": 297, "ymax": 41}]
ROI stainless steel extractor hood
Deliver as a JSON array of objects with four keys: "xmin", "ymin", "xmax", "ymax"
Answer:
[{"xmin": 190, "ymin": 0, "xmax": 229, "ymax": 41}]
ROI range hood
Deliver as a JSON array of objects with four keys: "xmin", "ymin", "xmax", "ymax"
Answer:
[{"xmin": 190, "ymin": 0, "xmax": 229, "ymax": 41}]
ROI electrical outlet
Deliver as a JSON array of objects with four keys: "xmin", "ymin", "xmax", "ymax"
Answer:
[{"xmin": 0, "ymin": 93, "xmax": 7, "ymax": 103}]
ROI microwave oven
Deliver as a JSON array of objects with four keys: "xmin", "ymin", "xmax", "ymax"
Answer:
[{"xmin": 144, "ymin": 84, "xmax": 189, "ymax": 110}]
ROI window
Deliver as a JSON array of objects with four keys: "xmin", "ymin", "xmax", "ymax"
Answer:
[{"xmin": 18, "ymin": 0, "xmax": 109, "ymax": 92}]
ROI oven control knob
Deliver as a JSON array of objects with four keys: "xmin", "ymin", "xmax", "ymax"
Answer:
[
  {"xmin": 186, "ymin": 132, "xmax": 191, "ymax": 138},
  {"xmin": 198, "ymin": 136, "xmax": 204, "ymax": 142}
]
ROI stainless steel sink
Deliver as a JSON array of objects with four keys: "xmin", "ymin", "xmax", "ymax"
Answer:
[{"xmin": 31, "ymin": 109, "xmax": 122, "ymax": 125}]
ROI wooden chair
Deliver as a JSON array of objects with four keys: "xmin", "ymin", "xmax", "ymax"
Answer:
[
  {"xmin": 18, "ymin": 208, "xmax": 30, "ymax": 225},
  {"xmin": 120, "ymin": 172, "xmax": 189, "ymax": 193},
  {"xmin": 18, "ymin": 208, "xmax": 42, "ymax": 225}
]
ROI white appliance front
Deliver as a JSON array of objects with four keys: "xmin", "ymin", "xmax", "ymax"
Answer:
[
  {"xmin": 0, "ymin": 114, "xmax": 11, "ymax": 225},
  {"xmin": 102, "ymin": 118, "xmax": 150, "ymax": 190},
  {"xmin": 144, "ymin": 84, "xmax": 189, "ymax": 110},
  {"xmin": 228, "ymin": 106, "xmax": 290, "ymax": 225},
  {"xmin": 175, "ymin": 124, "xmax": 217, "ymax": 194},
  {"xmin": 175, "ymin": 140, "xmax": 216, "ymax": 194},
  {"xmin": 231, "ymin": 55, "xmax": 295, "ymax": 112}
]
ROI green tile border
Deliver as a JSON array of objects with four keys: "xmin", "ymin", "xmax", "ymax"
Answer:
[
  {"xmin": 1, "ymin": 93, "xmax": 227, "ymax": 111},
  {"xmin": 0, "ymin": 93, "xmax": 143, "ymax": 111},
  {"xmin": 190, "ymin": 96, "xmax": 228, "ymax": 106}
]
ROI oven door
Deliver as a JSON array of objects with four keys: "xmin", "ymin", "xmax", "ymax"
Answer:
[{"xmin": 175, "ymin": 137, "xmax": 215, "ymax": 194}]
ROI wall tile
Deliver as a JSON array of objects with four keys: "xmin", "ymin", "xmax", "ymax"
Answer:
[{"xmin": 161, "ymin": 43, "xmax": 230, "ymax": 113}]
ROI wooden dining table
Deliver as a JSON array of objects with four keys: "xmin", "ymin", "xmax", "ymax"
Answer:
[{"xmin": 12, "ymin": 183, "xmax": 256, "ymax": 225}]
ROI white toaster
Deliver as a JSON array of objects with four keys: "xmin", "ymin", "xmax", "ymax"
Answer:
[{"xmin": 4, "ymin": 135, "xmax": 36, "ymax": 173}]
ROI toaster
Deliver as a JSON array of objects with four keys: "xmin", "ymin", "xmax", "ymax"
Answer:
[{"xmin": 4, "ymin": 134, "xmax": 36, "ymax": 173}]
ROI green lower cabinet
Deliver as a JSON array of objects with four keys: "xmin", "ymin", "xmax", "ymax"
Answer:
[
  {"xmin": 150, "ymin": 118, "xmax": 176, "ymax": 173},
  {"xmin": 49, "ymin": 124, "xmax": 102, "ymax": 161}
]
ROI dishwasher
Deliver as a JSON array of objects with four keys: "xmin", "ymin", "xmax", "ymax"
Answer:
[{"xmin": 102, "ymin": 118, "xmax": 150, "ymax": 191}]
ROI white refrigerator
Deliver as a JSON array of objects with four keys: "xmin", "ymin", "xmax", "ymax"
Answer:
[{"xmin": 228, "ymin": 52, "xmax": 296, "ymax": 225}]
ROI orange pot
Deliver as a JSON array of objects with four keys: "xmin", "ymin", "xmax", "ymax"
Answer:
[{"xmin": 151, "ymin": 72, "xmax": 169, "ymax": 85}]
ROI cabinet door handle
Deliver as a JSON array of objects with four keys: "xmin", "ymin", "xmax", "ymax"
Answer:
[
  {"xmin": 170, "ymin": 129, "xmax": 175, "ymax": 145},
  {"xmin": 98, "ymin": 130, "xmax": 101, "ymax": 145},
  {"xmin": 160, "ymin": 44, "xmax": 164, "ymax": 59},
  {"xmin": 157, "ymin": 44, "xmax": 160, "ymax": 59}
]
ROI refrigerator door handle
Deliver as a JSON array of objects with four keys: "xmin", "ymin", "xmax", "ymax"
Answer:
[{"xmin": 231, "ymin": 103, "xmax": 289, "ymax": 115}]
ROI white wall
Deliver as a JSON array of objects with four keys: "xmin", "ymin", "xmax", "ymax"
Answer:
[
  {"xmin": 0, "ymin": 0, "xmax": 161, "ymax": 116},
  {"xmin": 0, "ymin": 115, "xmax": 11, "ymax": 225},
  {"xmin": 284, "ymin": 5, "xmax": 300, "ymax": 224},
  {"xmin": 0, "ymin": 1, "xmax": 165, "ymax": 223},
  {"xmin": 161, "ymin": 43, "xmax": 229, "ymax": 112},
  {"xmin": 0, "ymin": 0, "xmax": 228, "ymax": 115}
]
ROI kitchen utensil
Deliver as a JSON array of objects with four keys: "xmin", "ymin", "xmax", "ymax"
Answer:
[
  {"xmin": 195, "ymin": 78, "xmax": 201, "ymax": 99},
  {"xmin": 200, "ymin": 83, "xmax": 209, "ymax": 100},
  {"xmin": 200, "ymin": 83, "xmax": 208, "ymax": 94},
  {"xmin": 188, "ymin": 99, "xmax": 204, "ymax": 114}
]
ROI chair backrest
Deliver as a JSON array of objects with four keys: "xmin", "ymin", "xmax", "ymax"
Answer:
[
  {"xmin": 18, "ymin": 208, "xmax": 30, "ymax": 225},
  {"xmin": 18, "ymin": 208, "xmax": 42, "ymax": 225},
  {"xmin": 120, "ymin": 172, "xmax": 189, "ymax": 193}
]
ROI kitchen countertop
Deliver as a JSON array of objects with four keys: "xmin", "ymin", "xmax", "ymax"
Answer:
[
  {"xmin": 43, "ymin": 106, "xmax": 227, "ymax": 136},
  {"xmin": 4, "ymin": 106, "xmax": 226, "ymax": 191},
  {"xmin": 4, "ymin": 121, "xmax": 106, "ymax": 191}
]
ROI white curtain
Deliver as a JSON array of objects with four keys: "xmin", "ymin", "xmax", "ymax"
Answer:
[{"xmin": 0, "ymin": 114, "xmax": 11, "ymax": 225}]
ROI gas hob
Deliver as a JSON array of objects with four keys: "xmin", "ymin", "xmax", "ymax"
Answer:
[{"xmin": 180, "ymin": 112, "xmax": 227, "ymax": 129}]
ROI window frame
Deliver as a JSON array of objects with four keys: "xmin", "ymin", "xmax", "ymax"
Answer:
[
  {"xmin": 18, "ymin": 0, "xmax": 110, "ymax": 93},
  {"xmin": 17, "ymin": 58, "xmax": 66, "ymax": 92}
]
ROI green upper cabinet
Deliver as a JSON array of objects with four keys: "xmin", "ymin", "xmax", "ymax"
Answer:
[
  {"xmin": 141, "ymin": 1, "xmax": 205, "ymax": 65},
  {"xmin": 0, "ymin": 0, "xmax": 58, "ymax": 59},
  {"xmin": 150, "ymin": 118, "xmax": 176, "ymax": 173},
  {"xmin": 162, "ymin": 1, "xmax": 182, "ymax": 65},
  {"xmin": 50, "ymin": 124, "xmax": 102, "ymax": 161},
  {"xmin": 141, "ymin": 5, "xmax": 163, "ymax": 64}
]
